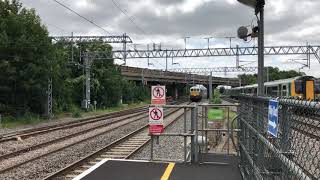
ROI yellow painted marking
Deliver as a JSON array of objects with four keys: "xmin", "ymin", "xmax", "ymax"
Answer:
[{"xmin": 161, "ymin": 163, "xmax": 175, "ymax": 180}]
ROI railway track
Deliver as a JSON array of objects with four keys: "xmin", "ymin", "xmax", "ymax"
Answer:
[
  {"xmin": 220, "ymin": 96, "xmax": 239, "ymax": 104},
  {"xmin": 0, "ymin": 110, "xmax": 152, "ymax": 162},
  {"xmin": 0, "ymin": 101, "xmax": 188, "ymax": 179},
  {"xmin": 43, "ymin": 104, "xmax": 189, "ymax": 180},
  {"xmin": 0, "ymin": 106, "xmax": 149, "ymax": 142}
]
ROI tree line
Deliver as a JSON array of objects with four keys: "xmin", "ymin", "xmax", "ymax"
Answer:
[
  {"xmin": 0, "ymin": 0, "xmax": 149, "ymax": 118},
  {"xmin": 238, "ymin": 67, "xmax": 305, "ymax": 85}
]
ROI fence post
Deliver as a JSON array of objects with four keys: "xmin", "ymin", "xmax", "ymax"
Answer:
[
  {"xmin": 184, "ymin": 107, "xmax": 187, "ymax": 163},
  {"xmin": 190, "ymin": 106, "xmax": 199, "ymax": 163},
  {"xmin": 150, "ymin": 135, "xmax": 154, "ymax": 161},
  {"xmin": 280, "ymin": 104, "xmax": 291, "ymax": 179}
]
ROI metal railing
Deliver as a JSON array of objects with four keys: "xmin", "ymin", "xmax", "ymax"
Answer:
[
  {"xmin": 238, "ymin": 96, "xmax": 319, "ymax": 180},
  {"xmin": 199, "ymin": 104, "xmax": 240, "ymax": 158},
  {"xmin": 149, "ymin": 104, "xmax": 199, "ymax": 163}
]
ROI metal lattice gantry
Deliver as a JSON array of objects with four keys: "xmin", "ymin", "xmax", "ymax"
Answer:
[
  {"xmin": 108, "ymin": 45, "xmax": 320, "ymax": 62},
  {"xmin": 167, "ymin": 66, "xmax": 258, "ymax": 74},
  {"xmin": 50, "ymin": 34, "xmax": 133, "ymax": 43}
]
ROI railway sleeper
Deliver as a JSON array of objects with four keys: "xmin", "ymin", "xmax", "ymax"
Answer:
[
  {"xmin": 104, "ymin": 151, "xmax": 130, "ymax": 155},
  {"xmin": 110, "ymin": 149, "xmax": 133, "ymax": 152},
  {"xmin": 127, "ymin": 139, "xmax": 149, "ymax": 142},
  {"xmin": 88, "ymin": 161, "xmax": 100, "ymax": 165},
  {"xmin": 101, "ymin": 155, "xmax": 126, "ymax": 159},
  {"xmin": 65, "ymin": 174, "xmax": 77, "ymax": 179},
  {"xmin": 124, "ymin": 142, "xmax": 146, "ymax": 145}
]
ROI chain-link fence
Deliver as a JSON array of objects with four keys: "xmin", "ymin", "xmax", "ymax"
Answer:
[{"xmin": 238, "ymin": 96, "xmax": 319, "ymax": 180}]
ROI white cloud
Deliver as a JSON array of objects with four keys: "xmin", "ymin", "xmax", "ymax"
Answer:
[{"xmin": 19, "ymin": 0, "xmax": 320, "ymax": 77}]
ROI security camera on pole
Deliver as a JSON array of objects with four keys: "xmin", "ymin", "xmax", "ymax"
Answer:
[{"xmin": 237, "ymin": 0, "xmax": 265, "ymax": 96}]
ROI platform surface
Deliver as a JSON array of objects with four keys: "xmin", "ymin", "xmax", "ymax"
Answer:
[{"xmin": 76, "ymin": 154, "xmax": 242, "ymax": 180}]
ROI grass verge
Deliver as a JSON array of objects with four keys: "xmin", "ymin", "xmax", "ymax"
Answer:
[
  {"xmin": 0, "ymin": 101, "xmax": 149, "ymax": 129},
  {"xmin": 208, "ymin": 109, "xmax": 225, "ymax": 121}
]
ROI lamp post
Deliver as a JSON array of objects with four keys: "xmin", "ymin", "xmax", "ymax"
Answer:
[{"xmin": 237, "ymin": 0, "xmax": 265, "ymax": 96}]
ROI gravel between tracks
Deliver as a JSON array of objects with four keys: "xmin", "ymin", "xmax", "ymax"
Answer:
[
  {"xmin": 0, "ymin": 107, "xmax": 147, "ymax": 135},
  {"xmin": 0, "ymin": 117, "xmax": 148, "ymax": 180},
  {"xmin": 0, "ymin": 112, "xmax": 146, "ymax": 156},
  {"xmin": 132, "ymin": 110, "xmax": 192, "ymax": 161}
]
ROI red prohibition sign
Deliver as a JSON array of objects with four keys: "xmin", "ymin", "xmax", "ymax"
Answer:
[
  {"xmin": 150, "ymin": 108, "xmax": 163, "ymax": 120},
  {"xmin": 153, "ymin": 87, "xmax": 164, "ymax": 99}
]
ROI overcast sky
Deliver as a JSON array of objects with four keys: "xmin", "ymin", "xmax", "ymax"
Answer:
[{"xmin": 21, "ymin": 0, "xmax": 320, "ymax": 77}]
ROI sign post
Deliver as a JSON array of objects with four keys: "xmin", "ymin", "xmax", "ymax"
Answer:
[
  {"xmin": 149, "ymin": 107, "xmax": 164, "ymax": 134},
  {"xmin": 151, "ymin": 85, "xmax": 166, "ymax": 105},
  {"xmin": 268, "ymin": 99, "xmax": 279, "ymax": 138}
]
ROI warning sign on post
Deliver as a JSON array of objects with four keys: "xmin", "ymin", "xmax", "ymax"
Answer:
[
  {"xmin": 149, "ymin": 107, "xmax": 164, "ymax": 134},
  {"xmin": 149, "ymin": 107, "xmax": 163, "ymax": 124},
  {"xmin": 151, "ymin": 85, "xmax": 166, "ymax": 105}
]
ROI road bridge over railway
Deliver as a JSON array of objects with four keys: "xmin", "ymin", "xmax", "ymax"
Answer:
[
  {"xmin": 119, "ymin": 66, "xmax": 240, "ymax": 87},
  {"xmin": 119, "ymin": 66, "xmax": 240, "ymax": 99}
]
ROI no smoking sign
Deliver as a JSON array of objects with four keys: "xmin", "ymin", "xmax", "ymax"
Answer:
[{"xmin": 151, "ymin": 86, "xmax": 166, "ymax": 105}]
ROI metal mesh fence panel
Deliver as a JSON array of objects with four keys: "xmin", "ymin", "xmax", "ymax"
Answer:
[{"xmin": 238, "ymin": 96, "xmax": 319, "ymax": 180}]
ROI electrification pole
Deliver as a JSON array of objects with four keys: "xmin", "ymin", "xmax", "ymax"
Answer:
[
  {"xmin": 236, "ymin": 45, "xmax": 240, "ymax": 68},
  {"xmin": 84, "ymin": 53, "xmax": 91, "ymax": 110},
  {"xmin": 165, "ymin": 49, "xmax": 168, "ymax": 71},
  {"xmin": 257, "ymin": 0, "xmax": 265, "ymax": 96},
  {"xmin": 123, "ymin": 33, "xmax": 127, "ymax": 66},
  {"xmin": 184, "ymin": 37, "xmax": 190, "ymax": 49},
  {"xmin": 209, "ymin": 71, "xmax": 213, "ymax": 101},
  {"xmin": 204, "ymin": 37, "xmax": 213, "ymax": 49},
  {"xmin": 47, "ymin": 78, "xmax": 53, "ymax": 119},
  {"xmin": 47, "ymin": 56, "xmax": 53, "ymax": 120},
  {"xmin": 225, "ymin": 37, "xmax": 235, "ymax": 48}
]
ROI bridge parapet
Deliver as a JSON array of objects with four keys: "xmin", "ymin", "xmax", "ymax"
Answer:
[{"xmin": 119, "ymin": 66, "xmax": 239, "ymax": 86}]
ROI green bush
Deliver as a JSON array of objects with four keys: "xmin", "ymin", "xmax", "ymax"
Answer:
[
  {"xmin": 211, "ymin": 98, "xmax": 222, "ymax": 104},
  {"xmin": 70, "ymin": 105, "xmax": 82, "ymax": 118}
]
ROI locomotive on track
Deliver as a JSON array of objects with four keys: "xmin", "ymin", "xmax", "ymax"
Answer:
[{"xmin": 190, "ymin": 85, "xmax": 208, "ymax": 102}]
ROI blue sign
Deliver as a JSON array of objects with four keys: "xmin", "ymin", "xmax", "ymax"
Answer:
[{"xmin": 268, "ymin": 100, "xmax": 279, "ymax": 137}]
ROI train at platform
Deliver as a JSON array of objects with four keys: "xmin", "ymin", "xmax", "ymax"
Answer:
[
  {"xmin": 226, "ymin": 76, "xmax": 320, "ymax": 100},
  {"xmin": 190, "ymin": 85, "xmax": 208, "ymax": 102}
]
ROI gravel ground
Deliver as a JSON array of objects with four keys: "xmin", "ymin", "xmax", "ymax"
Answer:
[
  {"xmin": 0, "ymin": 111, "xmax": 146, "ymax": 156},
  {"xmin": 0, "ymin": 115, "xmax": 149, "ymax": 180},
  {"xmin": 131, "ymin": 100, "xmax": 227, "ymax": 162},
  {"xmin": 0, "ymin": 107, "xmax": 146, "ymax": 135},
  {"xmin": 132, "ymin": 109, "xmax": 193, "ymax": 162},
  {"xmin": 0, "ymin": 107, "xmax": 181, "ymax": 180},
  {"xmin": 0, "ymin": 113, "xmax": 148, "ymax": 171}
]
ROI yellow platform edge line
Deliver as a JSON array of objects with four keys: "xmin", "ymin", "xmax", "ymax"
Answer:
[{"xmin": 160, "ymin": 163, "xmax": 175, "ymax": 180}]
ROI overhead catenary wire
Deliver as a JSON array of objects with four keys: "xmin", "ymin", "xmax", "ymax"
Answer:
[
  {"xmin": 52, "ymin": 0, "xmax": 112, "ymax": 35},
  {"xmin": 110, "ymin": 0, "xmax": 167, "ymax": 68},
  {"xmin": 110, "ymin": 0, "xmax": 154, "ymax": 44}
]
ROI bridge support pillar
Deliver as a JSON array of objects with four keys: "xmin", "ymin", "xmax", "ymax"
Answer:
[
  {"xmin": 175, "ymin": 86, "xmax": 178, "ymax": 100},
  {"xmin": 209, "ymin": 72, "xmax": 213, "ymax": 101}
]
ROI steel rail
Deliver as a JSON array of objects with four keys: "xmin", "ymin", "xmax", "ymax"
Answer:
[
  {"xmin": 43, "ymin": 104, "xmax": 190, "ymax": 180},
  {"xmin": 0, "ymin": 107, "xmax": 148, "ymax": 142},
  {"xmin": 0, "ymin": 111, "xmax": 151, "ymax": 161},
  {"xmin": 0, "ymin": 102, "xmax": 187, "ymax": 174}
]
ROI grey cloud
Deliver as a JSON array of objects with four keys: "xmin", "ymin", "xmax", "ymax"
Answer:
[{"xmin": 16, "ymin": 0, "xmax": 320, "ymax": 77}]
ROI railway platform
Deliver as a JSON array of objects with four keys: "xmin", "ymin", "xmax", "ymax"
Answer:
[{"xmin": 73, "ymin": 154, "xmax": 242, "ymax": 180}]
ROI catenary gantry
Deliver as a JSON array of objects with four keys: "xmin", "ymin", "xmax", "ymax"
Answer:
[{"xmin": 99, "ymin": 45, "xmax": 320, "ymax": 62}]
